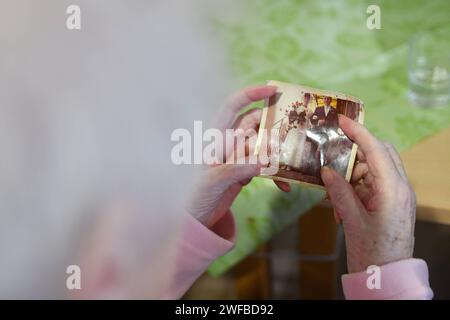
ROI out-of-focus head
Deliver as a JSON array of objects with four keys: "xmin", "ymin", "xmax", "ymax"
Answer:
[
  {"xmin": 0, "ymin": 0, "xmax": 229, "ymax": 298},
  {"xmin": 303, "ymin": 93, "xmax": 311, "ymax": 105}
]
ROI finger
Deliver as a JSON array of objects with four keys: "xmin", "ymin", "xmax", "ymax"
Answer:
[
  {"xmin": 321, "ymin": 166, "xmax": 364, "ymax": 223},
  {"xmin": 351, "ymin": 162, "xmax": 369, "ymax": 183},
  {"xmin": 240, "ymin": 177, "xmax": 253, "ymax": 186},
  {"xmin": 338, "ymin": 114, "xmax": 384, "ymax": 156},
  {"xmin": 216, "ymin": 85, "xmax": 277, "ymax": 131},
  {"xmin": 274, "ymin": 180, "xmax": 291, "ymax": 192},
  {"xmin": 383, "ymin": 142, "xmax": 408, "ymax": 181},
  {"xmin": 246, "ymin": 131, "xmax": 260, "ymax": 155},
  {"xmin": 225, "ymin": 128, "xmax": 259, "ymax": 162},
  {"xmin": 338, "ymin": 115, "xmax": 397, "ymax": 179},
  {"xmin": 356, "ymin": 148, "xmax": 366, "ymax": 163},
  {"xmin": 251, "ymin": 124, "xmax": 280, "ymax": 167},
  {"xmin": 206, "ymin": 161, "xmax": 262, "ymax": 193},
  {"xmin": 233, "ymin": 108, "xmax": 262, "ymax": 131},
  {"xmin": 227, "ymin": 109, "xmax": 261, "ymax": 159},
  {"xmin": 354, "ymin": 183, "xmax": 373, "ymax": 209}
]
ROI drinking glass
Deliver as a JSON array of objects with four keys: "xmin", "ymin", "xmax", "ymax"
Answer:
[{"xmin": 408, "ymin": 29, "xmax": 450, "ymax": 107}]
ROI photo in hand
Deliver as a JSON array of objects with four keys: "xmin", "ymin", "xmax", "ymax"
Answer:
[{"xmin": 255, "ymin": 80, "xmax": 365, "ymax": 187}]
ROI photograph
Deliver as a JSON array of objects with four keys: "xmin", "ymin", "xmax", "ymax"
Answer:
[{"xmin": 256, "ymin": 81, "xmax": 365, "ymax": 187}]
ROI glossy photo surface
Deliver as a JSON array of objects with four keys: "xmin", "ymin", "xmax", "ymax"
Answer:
[{"xmin": 256, "ymin": 80, "xmax": 365, "ymax": 187}]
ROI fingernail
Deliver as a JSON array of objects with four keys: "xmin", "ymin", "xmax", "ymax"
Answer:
[{"xmin": 321, "ymin": 166, "xmax": 333, "ymax": 185}]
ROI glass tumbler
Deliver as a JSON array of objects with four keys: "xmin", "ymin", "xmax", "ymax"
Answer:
[{"xmin": 408, "ymin": 29, "xmax": 450, "ymax": 107}]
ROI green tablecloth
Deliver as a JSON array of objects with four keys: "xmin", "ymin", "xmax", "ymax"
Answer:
[{"xmin": 208, "ymin": 0, "xmax": 450, "ymax": 276}]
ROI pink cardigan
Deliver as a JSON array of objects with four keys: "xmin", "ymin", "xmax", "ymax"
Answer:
[{"xmin": 167, "ymin": 212, "xmax": 433, "ymax": 300}]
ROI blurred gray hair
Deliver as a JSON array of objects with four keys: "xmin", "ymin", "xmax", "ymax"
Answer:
[{"xmin": 0, "ymin": 0, "xmax": 229, "ymax": 298}]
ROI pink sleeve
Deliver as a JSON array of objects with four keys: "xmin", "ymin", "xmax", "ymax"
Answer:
[
  {"xmin": 164, "ymin": 211, "xmax": 235, "ymax": 299},
  {"xmin": 342, "ymin": 259, "xmax": 433, "ymax": 300}
]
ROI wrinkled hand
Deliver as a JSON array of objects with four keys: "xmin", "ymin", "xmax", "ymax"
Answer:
[
  {"xmin": 321, "ymin": 115, "xmax": 416, "ymax": 273},
  {"xmin": 189, "ymin": 86, "xmax": 290, "ymax": 229}
]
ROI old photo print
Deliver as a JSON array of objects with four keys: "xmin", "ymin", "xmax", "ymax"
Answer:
[{"xmin": 255, "ymin": 80, "xmax": 365, "ymax": 188}]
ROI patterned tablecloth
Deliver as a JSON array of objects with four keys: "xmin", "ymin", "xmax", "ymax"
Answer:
[{"xmin": 208, "ymin": 0, "xmax": 450, "ymax": 276}]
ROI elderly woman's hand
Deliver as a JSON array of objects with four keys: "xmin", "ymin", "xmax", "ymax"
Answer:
[
  {"xmin": 189, "ymin": 86, "xmax": 289, "ymax": 229},
  {"xmin": 321, "ymin": 115, "xmax": 416, "ymax": 273}
]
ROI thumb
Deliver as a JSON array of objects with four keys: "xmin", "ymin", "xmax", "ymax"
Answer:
[
  {"xmin": 209, "ymin": 162, "xmax": 261, "ymax": 191},
  {"xmin": 189, "ymin": 162, "xmax": 260, "ymax": 224},
  {"xmin": 321, "ymin": 166, "xmax": 362, "ymax": 224}
]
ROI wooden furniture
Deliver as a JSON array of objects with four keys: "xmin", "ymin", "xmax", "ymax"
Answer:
[
  {"xmin": 401, "ymin": 127, "xmax": 450, "ymax": 225},
  {"xmin": 298, "ymin": 204, "xmax": 338, "ymax": 299}
]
